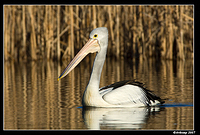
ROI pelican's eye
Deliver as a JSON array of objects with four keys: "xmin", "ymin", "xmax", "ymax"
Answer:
[{"xmin": 93, "ymin": 34, "xmax": 98, "ymax": 38}]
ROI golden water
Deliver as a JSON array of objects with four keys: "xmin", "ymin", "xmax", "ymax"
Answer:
[{"xmin": 4, "ymin": 56, "xmax": 193, "ymax": 130}]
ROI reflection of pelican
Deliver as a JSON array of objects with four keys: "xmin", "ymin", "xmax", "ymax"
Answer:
[
  {"xmin": 58, "ymin": 27, "xmax": 165, "ymax": 107},
  {"xmin": 82, "ymin": 107, "xmax": 163, "ymax": 130}
]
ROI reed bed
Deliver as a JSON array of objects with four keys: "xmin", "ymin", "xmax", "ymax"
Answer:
[{"xmin": 4, "ymin": 5, "xmax": 193, "ymax": 61}]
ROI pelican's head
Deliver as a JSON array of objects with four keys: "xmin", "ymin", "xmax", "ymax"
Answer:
[
  {"xmin": 58, "ymin": 27, "xmax": 108, "ymax": 81},
  {"xmin": 89, "ymin": 27, "xmax": 108, "ymax": 48}
]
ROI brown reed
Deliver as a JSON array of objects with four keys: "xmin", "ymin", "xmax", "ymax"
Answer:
[
  {"xmin": 3, "ymin": 5, "xmax": 193, "ymax": 61},
  {"xmin": 57, "ymin": 5, "xmax": 60, "ymax": 61}
]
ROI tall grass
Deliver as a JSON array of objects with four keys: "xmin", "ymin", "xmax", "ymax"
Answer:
[{"xmin": 4, "ymin": 5, "xmax": 193, "ymax": 61}]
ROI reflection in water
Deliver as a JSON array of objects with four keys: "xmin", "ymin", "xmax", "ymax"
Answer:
[
  {"xmin": 82, "ymin": 107, "xmax": 164, "ymax": 130},
  {"xmin": 4, "ymin": 57, "xmax": 193, "ymax": 129}
]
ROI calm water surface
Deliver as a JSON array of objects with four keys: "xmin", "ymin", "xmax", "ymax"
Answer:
[{"xmin": 4, "ymin": 56, "xmax": 193, "ymax": 130}]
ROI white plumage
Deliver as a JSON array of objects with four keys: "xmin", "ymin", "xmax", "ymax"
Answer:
[{"xmin": 102, "ymin": 85, "xmax": 148, "ymax": 105}]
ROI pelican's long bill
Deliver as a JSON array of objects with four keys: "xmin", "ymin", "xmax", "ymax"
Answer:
[{"xmin": 58, "ymin": 39, "xmax": 100, "ymax": 81}]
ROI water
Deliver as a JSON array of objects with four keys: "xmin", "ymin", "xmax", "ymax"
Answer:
[{"xmin": 4, "ymin": 56, "xmax": 193, "ymax": 130}]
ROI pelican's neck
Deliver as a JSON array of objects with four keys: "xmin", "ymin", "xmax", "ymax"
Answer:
[
  {"xmin": 83, "ymin": 37, "xmax": 108, "ymax": 106},
  {"xmin": 87, "ymin": 46, "xmax": 107, "ymax": 89},
  {"xmin": 82, "ymin": 45, "xmax": 107, "ymax": 106}
]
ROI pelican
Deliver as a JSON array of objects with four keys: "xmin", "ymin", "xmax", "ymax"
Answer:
[{"xmin": 58, "ymin": 27, "xmax": 165, "ymax": 107}]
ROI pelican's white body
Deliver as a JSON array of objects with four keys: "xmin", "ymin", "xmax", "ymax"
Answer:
[
  {"xmin": 82, "ymin": 27, "xmax": 161, "ymax": 107},
  {"xmin": 59, "ymin": 27, "xmax": 163, "ymax": 107},
  {"xmin": 83, "ymin": 84, "xmax": 160, "ymax": 107}
]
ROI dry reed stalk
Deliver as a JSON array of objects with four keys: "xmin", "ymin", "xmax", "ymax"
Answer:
[
  {"xmin": 93, "ymin": 5, "xmax": 96, "ymax": 29},
  {"xmin": 62, "ymin": 6, "xmax": 70, "ymax": 60},
  {"xmin": 44, "ymin": 6, "xmax": 49, "ymax": 59},
  {"xmin": 141, "ymin": 7, "xmax": 145, "ymax": 59},
  {"xmin": 165, "ymin": 6, "xmax": 169, "ymax": 59},
  {"xmin": 28, "ymin": 6, "xmax": 37, "ymax": 60},
  {"xmin": 40, "ymin": 6, "xmax": 45, "ymax": 59},
  {"xmin": 138, "ymin": 6, "xmax": 143, "ymax": 55},
  {"xmin": 86, "ymin": 6, "xmax": 90, "ymax": 29},
  {"xmin": 167, "ymin": 6, "xmax": 174, "ymax": 60},
  {"xmin": 103, "ymin": 6, "xmax": 108, "ymax": 28},
  {"xmin": 4, "ymin": 6, "xmax": 8, "ymax": 61},
  {"xmin": 120, "ymin": 6, "xmax": 125, "ymax": 57},
  {"xmin": 22, "ymin": 6, "xmax": 27, "ymax": 60},
  {"xmin": 80, "ymin": 5, "xmax": 85, "ymax": 35},
  {"xmin": 11, "ymin": 6, "xmax": 15, "ymax": 58},
  {"xmin": 124, "ymin": 6, "xmax": 129, "ymax": 31},
  {"xmin": 48, "ymin": 6, "xmax": 54, "ymax": 60},
  {"xmin": 36, "ymin": 7, "xmax": 41, "ymax": 58},
  {"xmin": 7, "ymin": 6, "xmax": 11, "ymax": 59},
  {"xmin": 97, "ymin": 6, "xmax": 102, "ymax": 27},
  {"xmin": 160, "ymin": 6, "xmax": 167, "ymax": 58},
  {"xmin": 52, "ymin": 6, "xmax": 56, "ymax": 59},
  {"xmin": 184, "ymin": 6, "xmax": 193, "ymax": 59},
  {"xmin": 76, "ymin": 5, "xmax": 80, "ymax": 49},
  {"xmin": 147, "ymin": 6, "xmax": 152, "ymax": 57},
  {"xmin": 175, "ymin": 5, "xmax": 184, "ymax": 61},
  {"xmin": 57, "ymin": 5, "xmax": 60, "ymax": 61},
  {"xmin": 40, "ymin": 7, "xmax": 46, "ymax": 59},
  {"xmin": 132, "ymin": 6, "xmax": 137, "ymax": 56},
  {"xmin": 70, "ymin": 6, "xmax": 74, "ymax": 58},
  {"xmin": 180, "ymin": 6, "xmax": 185, "ymax": 61},
  {"xmin": 116, "ymin": 5, "xmax": 120, "ymax": 58},
  {"xmin": 108, "ymin": 6, "xmax": 114, "ymax": 44},
  {"xmin": 46, "ymin": 6, "xmax": 51, "ymax": 60}
]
